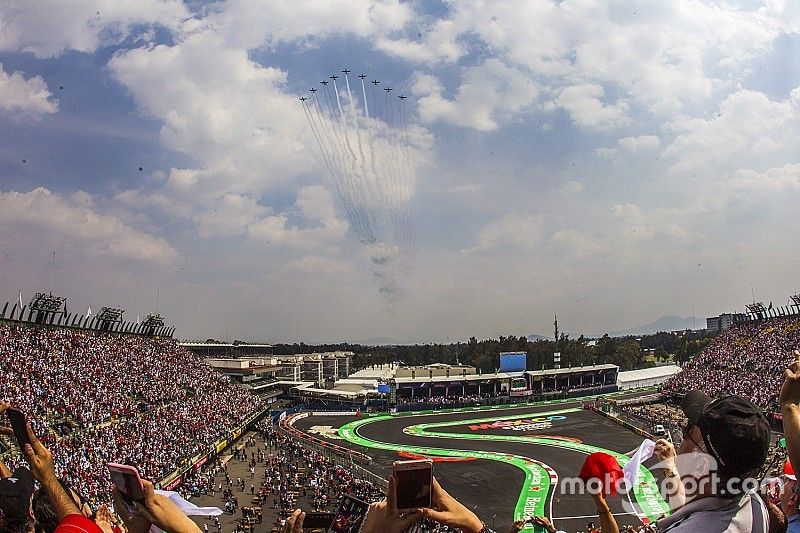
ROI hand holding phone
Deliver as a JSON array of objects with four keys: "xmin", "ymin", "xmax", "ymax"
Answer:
[
  {"xmin": 303, "ymin": 512, "xmax": 334, "ymax": 530},
  {"xmin": 108, "ymin": 463, "xmax": 145, "ymax": 511},
  {"xmin": 7, "ymin": 408, "xmax": 31, "ymax": 449},
  {"xmin": 392, "ymin": 460, "xmax": 433, "ymax": 513},
  {"xmin": 331, "ymin": 495, "xmax": 369, "ymax": 533}
]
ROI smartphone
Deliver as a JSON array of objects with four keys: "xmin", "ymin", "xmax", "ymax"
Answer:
[
  {"xmin": 330, "ymin": 495, "xmax": 370, "ymax": 533},
  {"xmin": 303, "ymin": 512, "xmax": 334, "ymax": 530},
  {"xmin": 107, "ymin": 463, "xmax": 145, "ymax": 510},
  {"xmin": 393, "ymin": 459, "xmax": 433, "ymax": 513},
  {"xmin": 6, "ymin": 408, "xmax": 31, "ymax": 449}
]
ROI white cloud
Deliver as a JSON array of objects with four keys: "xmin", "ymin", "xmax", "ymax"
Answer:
[
  {"xmin": 618, "ymin": 135, "xmax": 660, "ymax": 151},
  {"xmin": 247, "ymin": 186, "xmax": 348, "ymax": 248},
  {"xmin": 209, "ymin": 0, "xmax": 412, "ymax": 51},
  {"xmin": 0, "ymin": 188, "xmax": 179, "ymax": 264},
  {"xmin": 0, "ymin": 63, "xmax": 58, "ymax": 120},
  {"xmin": 283, "ymin": 255, "xmax": 353, "ymax": 275},
  {"xmin": 664, "ymin": 89, "xmax": 798, "ymax": 174},
  {"xmin": 729, "ymin": 164, "xmax": 800, "ymax": 191},
  {"xmin": 412, "ymin": 59, "xmax": 538, "ymax": 131},
  {"xmin": 558, "ymin": 180, "xmax": 585, "ymax": 194},
  {"xmin": 108, "ymin": 31, "xmax": 312, "ymax": 198},
  {"xmin": 467, "ymin": 213, "xmax": 542, "ymax": 253},
  {"xmin": 550, "ymin": 83, "xmax": 629, "ymax": 130},
  {"xmin": 0, "ymin": 0, "xmax": 189, "ymax": 57}
]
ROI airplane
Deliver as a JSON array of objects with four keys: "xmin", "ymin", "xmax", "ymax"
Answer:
[
  {"xmin": 320, "ymin": 80, "xmax": 328, "ymax": 85},
  {"xmin": 372, "ymin": 80, "xmax": 380, "ymax": 85},
  {"xmin": 330, "ymin": 75, "xmax": 338, "ymax": 80},
  {"xmin": 398, "ymin": 95, "xmax": 407, "ymax": 100},
  {"xmin": 309, "ymin": 88, "xmax": 317, "ymax": 93},
  {"xmin": 358, "ymin": 74, "xmax": 367, "ymax": 80},
  {"xmin": 299, "ymin": 96, "xmax": 307, "ymax": 101},
  {"xmin": 384, "ymin": 86, "xmax": 393, "ymax": 92},
  {"xmin": 341, "ymin": 69, "xmax": 351, "ymax": 74}
]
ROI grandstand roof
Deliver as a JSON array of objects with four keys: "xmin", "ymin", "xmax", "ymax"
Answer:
[
  {"xmin": 618, "ymin": 365, "xmax": 681, "ymax": 383},
  {"xmin": 525, "ymin": 364, "xmax": 618, "ymax": 378},
  {"xmin": 180, "ymin": 342, "xmax": 273, "ymax": 347},
  {"xmin": 349, "ymin": 365, "xmax": 397, "ymax": 379}
]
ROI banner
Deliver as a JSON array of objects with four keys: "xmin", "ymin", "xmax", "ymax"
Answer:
[
  {"xmin": 163, "ymin": 475, "xmax": 183, "ymax": 491},
  {"xmin": 215, "ymin": 439, "xmax": 228, "ymax": 453},
  {"xmin": 192, "ymin": 455, "xmax": 209, "ymax": 472}
]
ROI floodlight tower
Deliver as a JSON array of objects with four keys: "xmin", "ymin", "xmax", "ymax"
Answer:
[{"xmin": 29, "ymin": 293, "xmax": 66, "ymax": 325}]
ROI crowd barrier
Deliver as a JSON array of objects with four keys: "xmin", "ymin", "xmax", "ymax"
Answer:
[
  {"xmin": 281, "ymin": 412, "xmax": 373, "ymax": 465},
  {"xmin": 587, "ymin": 406, "xmax": 657, "ymax": 441},
  {"xmin": 278, "ymin": 413, "xmax": 386, "ymax": 491}
]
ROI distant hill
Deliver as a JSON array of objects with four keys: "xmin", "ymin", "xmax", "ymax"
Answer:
[
  {"xmin": 526, "ymin": 333, "xmax": 549, "ymax": 341},
  {"xmin": 605, "ymin": 316, "xmax": 701, "ymax": 337}
]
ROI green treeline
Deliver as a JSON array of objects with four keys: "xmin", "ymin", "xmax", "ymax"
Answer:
[{"xmin": 271, "ymin": 329, "xmax": 715, "ymax": 373}]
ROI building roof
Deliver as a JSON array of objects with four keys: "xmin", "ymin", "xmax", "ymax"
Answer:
[
  {"xmin": 618, "ymin": 365, "xmax": 681, "ymax": 383},
  {"xmin": 524, "ymin": 364, "xmax": 618, "ymax": 378},
  {"xmin": 180, "ymin": 342, "xmax": 273, "ymax": 347}
]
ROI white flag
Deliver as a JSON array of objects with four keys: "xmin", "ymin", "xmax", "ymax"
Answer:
[
  {"xmin": 18, "ymin": 290, "xmax": 23, "ymax": 308},
  {"xmin": 86, "ymin": 305, "xmax": 92, "ymax": 317},
  {"xmin": 623, "ymin": 439, "xmax": 656, "ymax": 490},
  {"xmin": 149, "ymin": 490, "xmax": 222, "ymax": 533}
]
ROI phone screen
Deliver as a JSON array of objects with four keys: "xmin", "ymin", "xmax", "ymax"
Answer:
[
  {"xmin": 7, "ymin": 409, "xmax": 31, "ymax": 449},
  {"xmin": 395, "ymin": 466, "xmax": 432, "ymax": 511},
  {"xmin": 109, "ymin": 469, "xmax": 145, "ymax": 503},
  {"xmin": 303, "ymin": 512, "xmax": 334, "ymax": 530},
  {"xmin": 331, "ymin": 495, "xmax": 369, "ymax": 533}
]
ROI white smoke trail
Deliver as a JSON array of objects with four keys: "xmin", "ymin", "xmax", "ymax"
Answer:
[{"xmin": 299, "ymin": 70, "xmax": 416, "ymax": 303}]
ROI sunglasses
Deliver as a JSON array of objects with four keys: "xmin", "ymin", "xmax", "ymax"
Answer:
[{"xmin": 682, "ymin": 422, "xmax": 705, "ymax": 450}]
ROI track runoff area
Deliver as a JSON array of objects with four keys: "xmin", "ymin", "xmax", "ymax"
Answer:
[{"xmin": 291, "ymin": 395, "xmax": 670, "ymax": 533}]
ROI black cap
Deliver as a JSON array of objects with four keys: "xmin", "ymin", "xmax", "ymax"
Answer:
[
  {"xmin": 681, "ymin": 390, "xmax": 770, "ymax": 478},
  {"xmin": 0, "ymin": 467, "xmax": 34, "ymax": 522}
]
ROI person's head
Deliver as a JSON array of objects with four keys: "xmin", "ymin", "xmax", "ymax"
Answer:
[
  {"xmin": 32, "ymin": 479, "xmax": 91, "ymax": 533},
  {"xmin": 0, "ymin": 468, "xmax": 35, "ymax": 533},
  {"xmin": 679, "ymin": 390, "xmax": 770, "ymax": 497}
]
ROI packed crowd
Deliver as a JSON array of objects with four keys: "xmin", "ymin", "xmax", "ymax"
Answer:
[
  {"xmin": 6, "ymin": 320, "xmax": 800, "ymax": 533},
  {"xmin": 395, "ymin": 394, "xmax": 491, "ymax": 405},
  {"xmin": 662, "ymin": 317, "xmax": 800, "ymax": 413},
  {"xmin": 0, "ymin": 324, "xmax": 265, "ymax": 506}
]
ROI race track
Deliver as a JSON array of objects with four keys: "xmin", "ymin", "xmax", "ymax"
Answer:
[{"xmin": 293, "ymin": 399, "xmax": 669, "ymax": 533}]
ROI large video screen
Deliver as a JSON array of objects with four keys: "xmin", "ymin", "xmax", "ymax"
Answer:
[{"xmin": 499, "ymin": 352, "xmax": 527, "ymax": 372}]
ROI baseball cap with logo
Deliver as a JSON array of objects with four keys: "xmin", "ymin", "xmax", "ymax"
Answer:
[
  {"xmin": 0, "ymin": 467, "xmax": 34, "ymax": 523},
  {"xmin": 680, "ymin": 390, "xmax": 770, "ymax": 479}
]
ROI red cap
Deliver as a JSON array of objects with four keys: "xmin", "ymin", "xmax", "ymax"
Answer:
[
  {"xmin": 579, "ymin": 452, "xmax": 624, "ymax": 496},
  {"xmin": 785, "ymin": 461, "xmax": 796, "ymax": 481}
]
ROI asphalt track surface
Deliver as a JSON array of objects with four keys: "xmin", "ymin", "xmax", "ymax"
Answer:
[{"xmin": 294, "ymin": 399, "xmax": 669, "ymax": 533}]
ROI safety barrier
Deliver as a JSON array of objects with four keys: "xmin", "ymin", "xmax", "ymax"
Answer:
[
  {"xmin": 587, "ymin": 406, "xmax": 657, "ymax": 441},
  {"xmin": 281, "ymin": 412, "xmax": 373, "ymax": 465},
  {"xmin": 279, "ymin": 413, "xmax": 386, "ymax": 491}
]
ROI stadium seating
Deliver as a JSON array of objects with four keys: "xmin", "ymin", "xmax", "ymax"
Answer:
[
  {"xmin": 662, "ymin": 316, "xmax": 800, "ymax": 413},
  {"xmin": 0, "ymin": 324, "xmax": 266, "ymax": 506}
]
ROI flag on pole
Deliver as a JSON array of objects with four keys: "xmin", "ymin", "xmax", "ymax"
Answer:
[{"xmin": 86, "ymin": 305, "xmax": 92, "ymax": 317}]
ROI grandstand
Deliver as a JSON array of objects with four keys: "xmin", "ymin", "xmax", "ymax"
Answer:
[
  {"xmin": 0, "ymin": 322, "xmax": 267, "ymax": 507},
  {"xmin": 663, "ymin": 314, "xmax": 800, "ymax": 415}
]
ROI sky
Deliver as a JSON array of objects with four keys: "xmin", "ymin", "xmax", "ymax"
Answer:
[{"xmin": 1, "ymin": 0, "xmax": 799, "ymax": 343}]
